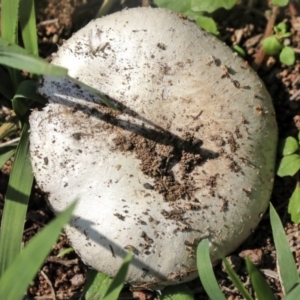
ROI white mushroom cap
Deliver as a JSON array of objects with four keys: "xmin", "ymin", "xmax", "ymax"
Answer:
[{"xmin": 29, "ymin": 7, "xmax": 277, "ymax": 288}]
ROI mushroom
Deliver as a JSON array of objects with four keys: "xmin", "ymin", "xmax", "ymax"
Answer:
[{"xmin": 29, "ymin": 7, "xmax": 277, "ymax": 288}]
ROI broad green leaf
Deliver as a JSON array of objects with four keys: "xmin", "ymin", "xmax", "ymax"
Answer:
[
  {"xmin": 191, "ymin": 0, "xmax": 238, "ymax": 13},
  {"xmin": 262, "ymin": 36, "xmax": 283, "ymax": 56},
  {"xmin": 85, "ymin": 271, "xmax": 113, "ymax": 300},
  {"xmin": 245, "ymin": 257, "xmax": 276, "ymax": 300},
  {"xmin": 195, "ymin": 15, "xmax": 219, "ymax": 35},
  {"xmin": 270, "ymin": 204, "xmax": 299, "ymax": 294},
  {"xmin": 280, "ymin": 32, "xmax": 292, "ymax": 38},
  {"xmin": 272, "ymin": 0, "xmax": 289, "ymax": 6},
  {"xmin": 275, "ymin": 22, "xmax": 288, "ymax": 34},
  {"xmin": 0, "ymin": 38, "xmax": 68, "ymax": 77},
  {"xmin": 279, "ymin": 137, "xmax": 299, "ymax": 156},
  {"xmin": 197, "ymin": 239, "xmax": 227, "ymax": 300},
  {"xmin": 0, "ymin": 123, "xmax": 33, "ymax": 276},
  {"xmin": 1, "ymin": 0, "xmax": 19, "ymax": 43},
  {"xmin": 277, "ymin": 154, "xmax": 300, "ymax": 177},
  {"xmin": 0, "ymin": 66, "xmax": 14, "ymax": 100},
  {"xmin": 222, "ymin": 257, "xmax": 253, "ymax": 300},
  {"xmin": 154, "ymin": 0, "xmax": 192, "ymax": 13},
  {"xmin": 288, "ymin": 186, "xmax": 300, "ymax": 223},
  {"xmin": 159, "ymin": 284, "xmax": 194, "ymax": 300},
  {"xmin": 102, "ymin": 252, "xmax": 132, "ymax": 300},
  {"xmin": 19, "ymin": 0, "xmax": 38, "ymax": 56},
  {"xmin": 0, "ymin": 201, "xmax": 76, "ymax": 300},
  {"xmin": 0, "ymin": 147, "xmax": 15, "ymax": 169},
  {"xmin": 280, "ymin": 47, "xmax": 296, "ymax": 66}
]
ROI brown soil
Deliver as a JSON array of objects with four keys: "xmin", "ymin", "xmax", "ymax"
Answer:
[{"xmin": 1, "ymin": 0, "xmax": 300, "ymax": 299}]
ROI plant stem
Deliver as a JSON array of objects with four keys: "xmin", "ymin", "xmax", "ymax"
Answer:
[{"xmin": 252, "ymin": 5, "xmax": 279, "ymax": 70}]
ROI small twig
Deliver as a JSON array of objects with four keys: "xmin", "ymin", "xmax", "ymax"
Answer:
[
  {"xmin": 40, "ymin": 270, "xmax": 56, "ymax": 300},
  {"xmin": 290, "ymin": 89, "xmax": 300, "ymax": 101},
  {"xmin": 252, "ymin": 5, "xmax": 279, "ymax": 70},
  {"xmin": 142, "ymin": 0, "xmax": 150, "ymax": 6},
  {"xmin": 261, "ymin": 268, "xmax": 279, "ymax": 280},
  {"xmin": 47, "ymin": 256, "xmax": 78, "ymax": 267},
  {"xmin": 38, "ymin": 19, "xmax": 58, "ymax": 26},
  {"xmin": 23, "ymin": 224, "xmax": 38, "ymax": 233},
  {"xmin": 0, "ymin": 137, "xmax": 20, "ymax": 148},
  {"xmin": 292, "ymin": 47, "xmax": 300, "ymax": 54}
]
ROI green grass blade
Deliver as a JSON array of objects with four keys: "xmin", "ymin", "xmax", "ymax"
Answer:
[
  {"xmin": 84, "ymin": 270, "xmax": 113, "ymax": 300},
  {"xmin": 14, "ymin": 80, "xmax": 46, "ymax": 104},
  {"xmin": 0, "ymin": 39, "xmax": 68, "ymax": 76},
  {"xmin": 270, "ymin": 204, "xmax": 299, "ymax": 294},
  {"xmin": 12, "ymin": 80, "xmax": 47, "ymax": 119},
  {"xmin": 0, "ymin": 201, "xmax": 76, "ymax": 300},
  {"xmin": 0, "ymin": 123, "xmax": 33, "ymax": 276},
  {"xmin": 1, "ymin": 0, "xmax": 19, "ymax": 43},
  {"xmin": 245, "ymin": 257, "xmax": 276, "ymax": 300},
  {"xmin": 222, "ymin": 257, "xmax": 253, "ymax": 300},
  {"xmin": 0, "ymin": 147, "xmax": 15, "ymax": 169},
  {"xmin": 19, "ymin": 0, "xmax": 38, "ymax": 56},
  {"xmin": 283, "ymin": 282, "xmax": 300, "ymax": 300},
  {"xmin": 102, "ymin": 252, "xmax": 132, "ymax": 300},
  {"xmin": 159, "ymin": 284, "xmax": 194, "ymax": 300},
  {"xmin": 1, "ymin": 0, "xmax": 22, "ymax": 88},
  {"xmin": 197, "ymin": 239, "xmax": 227, "ymax": 300},
  {"xmin": 0, "ymin": 66, "xmax": 14, "ymax": 99},
  {"xmin": 68, "ymin": 76, "xmax": 116, "ymax": 109}
]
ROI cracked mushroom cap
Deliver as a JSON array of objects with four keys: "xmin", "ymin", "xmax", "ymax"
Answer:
[{"xmin": 29, "ymin": 7, "xmax": 277, "ymax": 288}]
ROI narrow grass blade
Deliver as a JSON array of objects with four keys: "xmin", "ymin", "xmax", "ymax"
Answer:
[
  {"xmin": 57, "ymin": 247, "xmax": 74, "ymax": 258},
  {"xmin": 19, "ymin": 0, "xmax": 38, "ymax": 56},
  {"xmin": 0, "ymin": 66, "xmax": 14, "ymax": 100},
  {"xmin": 270, "ymin": 204, "xmax": 299, "ymax": 294},
  {"xmin": 14, "ymin": 80, "xmax": 46, "ymax": 104},
  {"xmin": 245, "ymin": 257, "xmax": 276, "ymax": 300},
  {"xmin": 159, "ymin": 284, "xmax": 194, "ymax": 300},
  {"xmin": 0, "ymin": 201, "xmax": 76, "ymax": 300},
  {"xmin": 0, "ymin": 147, "xmax": 15, "ymax": 169},
  {"xmin": 1, "ymin": 0, "xmax": 19, "ymax": 43},
  {"xmin": 197, "ymin": 239, "xmax": 226, "ymax": 300},
  {"xmin": 68, "ymin": 76, "xmax": 116, "ymax": 109},
  {"xmin": 102, "ymin": 252, "xmax": 132, "ymax": 300},
  {"xmin": 84, "ymin": 270, "xmax": 113, "ymax": 300},
  {"xmin": 1, "ymin": 0, "xmax": 22, "ymax": 88},
  {"xmin": 0, "ymin": 123, "xmax": 33, "ymax": 276},
  {"xmin": 12, "ymin": 80, "xmax": 47, "ymax": 118},
  {"xmin": 222, "ymin": 257, "xmax": 253, "ymax": 300},
  {"xmin": 96, "ymin": 0, "xmax": 118, "ymax": 17},
  {"xmin": 0, "ymin": 39, "xmax": 68, "ymax": 76},
  {"xmin": 283, "ymin": 282, "xmax": 300, "ymax": 300}
]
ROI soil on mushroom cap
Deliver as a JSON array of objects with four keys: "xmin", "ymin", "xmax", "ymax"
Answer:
[{"xmin": 108, "ymin": 107, "xmax": 219, "ymax": 211}]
